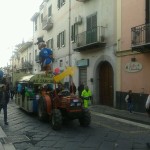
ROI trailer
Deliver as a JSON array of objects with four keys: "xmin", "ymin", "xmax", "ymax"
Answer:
[{"xmin": 15, "ymin": 73, "xmax": 53, "ymax": 113}]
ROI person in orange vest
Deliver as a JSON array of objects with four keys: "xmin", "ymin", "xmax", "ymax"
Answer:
[{"xmin": 81, "ymin": 85, "xmax": 92, "ymax": 108}]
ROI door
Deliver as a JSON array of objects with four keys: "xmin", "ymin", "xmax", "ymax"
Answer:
[
  {"xmin": 99, "ymin": 61, "xmax": 113, "ymax": 106},
  {"xmin": 79, "ymin": 67, "xmax": 87, "ymax": 86}
]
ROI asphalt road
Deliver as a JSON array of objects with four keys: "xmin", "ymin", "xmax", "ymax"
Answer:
[{"xmin": 0, "ymin": 101, "xmax": 150, "ymax": 150}]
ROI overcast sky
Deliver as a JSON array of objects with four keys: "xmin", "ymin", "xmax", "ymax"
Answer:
[{"xmin": 0, "ymin": 0, "xmax": 43, "ymax": 67}]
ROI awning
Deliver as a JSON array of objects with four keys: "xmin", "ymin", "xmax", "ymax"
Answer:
[
  {"xmin": 19, "ymin": 75, "xmax": 35, "ymax": 83},
  {"xmin": 18, "ymin": 73, "xmax": 54, "ymax": 84}
]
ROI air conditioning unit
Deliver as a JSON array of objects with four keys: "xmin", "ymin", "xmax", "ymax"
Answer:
[{"xmin": 75, "ymin": 16, "xmax": 82, "ymax": 25}]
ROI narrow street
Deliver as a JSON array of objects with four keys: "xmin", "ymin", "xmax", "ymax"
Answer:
[{"xmin": 0, "ymin": 101, "xmax": 150, "ymax": 150}]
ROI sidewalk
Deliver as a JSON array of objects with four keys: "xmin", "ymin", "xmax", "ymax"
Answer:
[
  {"xmin": 0, "ymin": 126, "xmax": 16, "ymax": 150},
  {"xmin": 0, "ymin": 109, "xmax": 16, "ymax": 150},
  {"xmin": 89, "ymin": 105, "xmax": 150, "ymax": 125}
]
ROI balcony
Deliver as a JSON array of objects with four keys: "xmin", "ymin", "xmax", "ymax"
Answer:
[
  {"xmin": 22, "ymin": 61, "xmax": 33, "ymax": 69},
  {"xmin": 76, "ymin": 0, "xmax": 89, "ymax": 2},
  {"xmin": 42, "ymin": 16, "xmax": 53, "ymax": 31},
  {"xmin": 73, "ymin": 26, "xmax": 106, "ymax": 52},
  {"xmin": 131, "ymin": 24, "xmax": 150, "ymax": 52}
]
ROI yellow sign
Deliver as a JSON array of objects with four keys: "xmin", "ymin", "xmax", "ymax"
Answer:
[{"xmin": 53, "ymin": 67, "xmax": 76, "ymax": 82}]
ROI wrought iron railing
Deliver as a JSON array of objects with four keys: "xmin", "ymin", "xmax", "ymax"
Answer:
[
  {"xmin": 22, "ymin": 61, "xmax": 33, "ymax": 69},
  {"xmin": 75, "ymin": 26, "xmax": 106, "ymax": 48},
  {"xmin": 131, "ymin": 24, "xmax": 150, "ymax": 47}
]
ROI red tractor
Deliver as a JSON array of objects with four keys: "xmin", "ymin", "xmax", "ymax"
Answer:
[{"xmin": 37, "ymin": 67, "xmax": 91, "ymax": 130}]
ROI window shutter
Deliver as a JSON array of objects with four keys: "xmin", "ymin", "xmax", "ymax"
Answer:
[
  {"xmin": 62, "ymin": 31, "xmax": 65, "ymax": 46},
  {"xmin": 57, "ymin": 34, "xmax": 60, "ymax": 48},
  {"xmin": 51, "ymin": 38, "xmax": 53, "ymax": 49},
  {"xmin": 57, "ymin": 0, "xmax": 60, "ymax": 9}
]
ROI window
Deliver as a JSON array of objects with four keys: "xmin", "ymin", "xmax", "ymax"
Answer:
[
  {"xmin": 35, "ymin": 50, "xmax": 37, "ymax": 60},
  {"xmin": 41, "ymin": 13, "xmax": 43, "ymax": 22},
  {"xmin": 86, "ymin": 13, "xmax": 97, "ymax": 44},
  {"xmin": 57, "ymin": 31, "xmax": 65, "ymax": 48},
  {"xmin": 29, "ymin": 53, "xmax": 32, "ymax": 63},
  {"xmin": 58, "ymin": 0, "xmax": 65, "ymax": 9},
  {"xmin": 46, "ymin": 38, "xmax": 53, "ymax": 49},
  {"xmin": 59, "ymin": 60, "xmax": 63, "ymax": 67},
  {"xmin": 71, "ymin": 23, "xmax": 78, "ymax": 42},
  {"xmin": 48, "ymin": 5, "xmax": 52, "ymax": 17},
  {"xmin": 35, "ymin": 18, "xmax": 37, "ymax": 31}
]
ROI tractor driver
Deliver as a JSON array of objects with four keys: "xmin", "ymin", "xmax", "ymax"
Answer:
[{"xmin": 56, "ymin": 83, "xmax": 64, "ymax": 95}]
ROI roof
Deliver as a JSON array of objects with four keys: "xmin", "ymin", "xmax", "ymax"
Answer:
[
  {"xmin": 18, "ymin": 73, "xmax": 53, "ymax": 84},
  {"xmin": 19, "ymin": 75, "xmax": 35, "ymax": 83}
]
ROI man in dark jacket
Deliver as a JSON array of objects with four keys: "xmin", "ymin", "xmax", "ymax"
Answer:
[{"xmin": 0, "ymin": 84, "xmax": 10, "ymax": 125}]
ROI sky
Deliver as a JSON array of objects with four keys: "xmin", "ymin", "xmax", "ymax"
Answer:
[{"xmin": 0, "ymin": 0, "xmax": 43, "ymax": 68}]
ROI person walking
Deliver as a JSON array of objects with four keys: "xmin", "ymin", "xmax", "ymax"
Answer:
[
  {"xmin": 0, "ymin": 84, "xmax": 10, "ymax": 125},
  {"xmin": 81, "ymin": 85, "xmax": 92, "ymax": 108},
  {"xmin": 125, "ymin": 90, "xmax": 133, "ymax": 113},
  {"xmin": 9, "ymin": 82, "xmax": 14, "ymax": 100},
  {"xmin": 145, "ymin": 94, "xmax": 150, "ymax": 117},
  {"xmin": 78, "ymin": 82, "xmax": 84, "ymax": 98}
]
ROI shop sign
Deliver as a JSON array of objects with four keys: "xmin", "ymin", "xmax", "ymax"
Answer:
[
  {"xmin": 125, "ymin": 62, "xmax": 142, "ymax": 73},
  {"xmin": 76, "ymin": 59, "xmax": 89, "ymax": 67}
]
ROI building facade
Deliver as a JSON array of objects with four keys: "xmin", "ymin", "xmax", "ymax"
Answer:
[
  {"xmin": 30, "ymin": 0, "xmax": 117, "ymax": 107},
  {"xmin": 16, "ymin": 0, "xmax": 150, "ymax": 112},
  {"xmin": 116, "ymin": 0, "xmax": 150, "ymax": 112}
]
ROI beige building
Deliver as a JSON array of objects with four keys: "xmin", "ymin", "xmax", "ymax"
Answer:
[{"xmin": 29, "ymin": 0, "xmax": 117, "ymax": 107}]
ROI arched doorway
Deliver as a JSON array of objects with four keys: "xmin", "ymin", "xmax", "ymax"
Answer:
[{"xmin": 99, "ymin": 61, "xmax": 114, "ymax": 106}]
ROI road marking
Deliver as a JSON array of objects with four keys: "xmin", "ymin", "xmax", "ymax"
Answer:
[{"xmin": 91, "ymin": 111, "xmax": 150, "ymax": 130}]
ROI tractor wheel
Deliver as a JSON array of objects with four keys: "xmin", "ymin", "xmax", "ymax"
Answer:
[
  {"xmin": 38, "ymin": 97, "xmax": 48, "ymax": 121},
  {"xmin": 51, "ymin": 109, "xmax": 62, "ymax": 130},
  {"xmin": 79, "ymin": 108, "xmax": 91, "ymax": 127}
]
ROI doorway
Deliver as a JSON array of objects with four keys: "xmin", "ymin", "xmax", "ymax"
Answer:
[{"xmin": 99, "ymin": 61, "xmax": 113, "ymax": 106}]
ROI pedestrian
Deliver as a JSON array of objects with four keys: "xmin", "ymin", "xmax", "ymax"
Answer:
[
  {"xmin": 70, "ymin": 82, "xmax": 76, "ymax": 94},
  {"xmin": 125, "ymin": 90, "xmax": 133, "ymax": 113},
  {"xmin": 81, "ymin": 85, "xmax": 92, "ymax": 108},
  {"xmin": 145, "ymin": 94, "xmax": 150, "ymax": 117},
  {"xmin": 9, "ymin": 82, "xmax": 14, "ymax": 100},
  {"xmin": 17, "ymin": 83, "xmax": 22, "ymax": 95},
  {"xmin": 0, "ymin": 84, "xmax": 10, "ymax": 125},
  {"xmin": 78, "ymin": 82, "xmax": 84, "ymax": 98}
]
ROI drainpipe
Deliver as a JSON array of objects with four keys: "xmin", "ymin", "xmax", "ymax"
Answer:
[
  {"xmin": 69, "ymin": 0, "xmax": 71, "ymax": 84},
  {"xmin": 68, "ymin": 0, "xmax": 71, "ymax": 67}
]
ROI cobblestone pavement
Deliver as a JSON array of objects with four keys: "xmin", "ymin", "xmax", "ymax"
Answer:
[{"xmin": 0, "ymin": 101, "xmax": 150, "ymax": 150}]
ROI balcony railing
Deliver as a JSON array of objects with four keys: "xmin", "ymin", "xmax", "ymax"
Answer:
[
  {"xmin": 22, "ymin": 61, "xmax": 33, "ymax": 69},
  {"xmin": 131, "ymin": 24, "xmax": 150, "ymax": 52},
  {"xmin": 42, "ymin": 16, "xmax": 53, "ymax": 31},
  {"xmin": 73, "ymin": 26, "xmax": 106, "ymax": 51}
]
